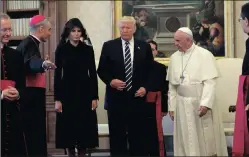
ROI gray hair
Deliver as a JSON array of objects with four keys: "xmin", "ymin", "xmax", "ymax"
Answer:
[
  {"xmin": 186, "ymin": 34, "xmax": 193, "ymax": 41},
  {"xmin": 30, "ymin": 18, "xmax": 50, "ymax": 33},
  {"xmin": 0, "ymin": 13, "xmax": 10, "ymax": 21}
]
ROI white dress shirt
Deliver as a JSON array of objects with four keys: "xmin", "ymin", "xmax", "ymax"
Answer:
[{"xmin": 121, "ymin": 37, "xmax": 134, "ymax": 67}]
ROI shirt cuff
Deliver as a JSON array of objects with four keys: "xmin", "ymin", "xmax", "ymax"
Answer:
[{"xmin": 42, "ymin": 61, "xmax": 48, "ymax": 71}]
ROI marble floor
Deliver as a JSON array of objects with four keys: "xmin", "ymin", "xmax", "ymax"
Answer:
[{"xmin": 49, "ymin": 135, "xmax": 232, "ymax": 157}]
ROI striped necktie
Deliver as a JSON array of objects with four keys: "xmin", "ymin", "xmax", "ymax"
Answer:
[{"xmin": 124, "ymin": 41, "xmax": 132, "ymax": 91}]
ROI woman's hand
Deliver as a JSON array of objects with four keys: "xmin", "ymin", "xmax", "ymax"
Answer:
[
  {"xmin": 55, "ymin": 101, "xmax": 62, "ymax": 113},
  {"xmin": 92, "ymin": 100, "xmax": 98, "ymax": 110}
]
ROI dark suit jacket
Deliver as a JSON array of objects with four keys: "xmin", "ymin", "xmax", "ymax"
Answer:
[{"xmin": 97, "ymin": 37, "xmax": 153, "ymax": 108}]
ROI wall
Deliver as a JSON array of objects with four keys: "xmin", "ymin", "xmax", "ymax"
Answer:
[
  {"xmin": 67, "ymin": 1, "xmax": 113, "ymax": 124},
  {"xmin": 234, "ymin": 1, "xmax": 248, "ymax": 58},
  {"xmin": 67, "ymin": 1, "xmax": 248, "ymax": 133},
  {"xmin": 67, "ymin": 1, "xmax": 113, "ymax": 60}
]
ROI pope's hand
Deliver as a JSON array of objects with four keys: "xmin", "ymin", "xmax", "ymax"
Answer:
[{"xmin": 199, "ymin": 106, "xmax": 209, "ymax": 117}]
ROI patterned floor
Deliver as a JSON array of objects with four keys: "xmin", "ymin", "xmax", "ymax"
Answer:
[{"xmin": 51, "ymin": 152, "xmax": 174, "ymax": 157}]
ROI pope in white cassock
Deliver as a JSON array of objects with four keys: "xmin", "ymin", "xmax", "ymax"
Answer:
[{"xmin": 166, "ymin": 27, "xmax": 228, "ymax": 156}]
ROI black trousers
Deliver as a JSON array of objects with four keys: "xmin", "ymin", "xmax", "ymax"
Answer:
[
  {"xmin": 21, "ymin": 88, "xmax": 47, "ymax": 156},
  {"xmin": 107, "ymin": 92, "xmax": 149, "ymax": 156}
]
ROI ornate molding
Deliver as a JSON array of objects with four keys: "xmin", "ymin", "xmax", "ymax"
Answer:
[{"xmin": 113, "ymin": 1, "xmax": 234, "ymax": 66}]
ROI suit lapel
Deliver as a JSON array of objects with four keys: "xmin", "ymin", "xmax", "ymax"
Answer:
[
  {"xmin": 133, "ymin": 39, "xmax": 140, "ymax": 72},
  {"xmin": 117, "ymin": 38, "xmax": 125, "ymax": 72}
]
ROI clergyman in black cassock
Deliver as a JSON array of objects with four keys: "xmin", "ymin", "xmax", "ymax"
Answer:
[
  {"xmin": 97, "ymin": 16, "xmax": 154, "ymax": 156},
  {"xmin": 232, "ymin": 3, "xmax": 249, "ymax": 155},
  {"xmin": 1, "ymin": 13, "xmax": 27, "ymax": 156},
  {"xmin": 16, "ymin": 15, "xmax": 55, "ymax": 156},
  {"xmin": 145, "ymin": 39, "xmax": 168, "ymax": 156},
  {"xmin": 1, "ymin": 45, "xmax": 28, "ymax": 157},
  {"xmin": 146, "ymin": 61, "xmax": 168, "ymax": 156}
]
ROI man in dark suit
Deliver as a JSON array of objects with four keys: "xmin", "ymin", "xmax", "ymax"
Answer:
[{"xmin": 97, "ymin": 16, "xmax": 154, "ymax": 156}]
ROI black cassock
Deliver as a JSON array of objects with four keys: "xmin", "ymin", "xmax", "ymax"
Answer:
[
  {"xmin": 16, "ymin": 35, "xmax": 47, "ymax": 156},
  {"xmin": 1, "ymin": 45, "xmax": 27, "ymax": 156},
  {"xmin": 54, "ymin": 41, "xmax": 99, "ymax": 149},
  {"xmin": 146, "ymin": 60, "xmax": 168, "ymax": 156}
]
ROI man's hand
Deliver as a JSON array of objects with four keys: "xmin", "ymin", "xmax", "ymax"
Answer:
[
  {"xmin": 135, "ymin": 87, "xmax": 146, "ymax": 97},
  {"xmin": 2, "ymin": 86, "xmax": 19, "ymax": 101},
  {"xmin": 110, "ymin": 79, "xmax": 126, "ymax": 91},
  {"xmin": 43, "ymin": 55, "xmax": 56, "ymax": 70},
  {"xmin": 199, "ymin": 106, "xmax": 209, "ymax": 117},
  {"xmin": 55, "ymin": 101, "xmax": 62, "ymax": 113},
  {"xmin": 246, "ymin": 104, "xmax": 249, "ymax": 111},
  {"xmin": 43, "ymin": 60, "xmax": 56, "ymax": 70},
  {"xmin": 92, "ymin": 100, "xmax": 98, "ymax": 110},
  {"xmin": 169, "ymin": 111, "xmax": 174, "ymax": 121}
]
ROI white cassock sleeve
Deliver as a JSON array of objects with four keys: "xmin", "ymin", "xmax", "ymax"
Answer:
[
  {"xmin": 200, "ymin": 78, "xmax": 217, "ymax": 109},
  {"xmin": 168, "ymin": 83, "xmax": 177, "ymax": 111}
]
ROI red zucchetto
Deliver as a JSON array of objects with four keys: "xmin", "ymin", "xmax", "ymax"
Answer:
[{"xmin": 29, "ymin": 15, "xmax": 46, "ymax": 26}]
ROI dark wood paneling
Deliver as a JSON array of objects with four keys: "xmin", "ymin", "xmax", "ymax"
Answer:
[{"xmin": 3, "ymin": 1, "xmax": 67, "ymax": 155}]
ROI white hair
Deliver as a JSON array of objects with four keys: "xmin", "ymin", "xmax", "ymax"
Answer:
[
  {"xmin": 186, "ymin": 33, "xmax": 193, "ymax": 41},
  {"xmin": 177, "ymin": 27, "xmax": 193, "ymax": 41},
  {"xmin": 30, "ymin": 18, "xmax": 50, "ymax": 33},
  {"xmin": 0, "ymin": 13, "xmax": 10, "ymax": 21},
  {"xmin": 118, "ymin": 16, "xmax": 136, "ymax": 28}
]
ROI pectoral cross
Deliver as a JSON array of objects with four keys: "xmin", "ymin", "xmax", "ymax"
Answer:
[{"xmin": 180, "ymin": 74, "xmax": 185, "ymax": 83}]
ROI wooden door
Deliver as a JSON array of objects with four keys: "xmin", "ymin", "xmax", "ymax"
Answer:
[{"xmin": 40, "ymin": 0, "xmax": 67, "ymax": 155}]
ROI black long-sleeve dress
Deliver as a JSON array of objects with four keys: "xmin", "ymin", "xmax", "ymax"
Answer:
[{"xmin": 54, "ymin": 41, "xmax": 99, "ymax": 149}]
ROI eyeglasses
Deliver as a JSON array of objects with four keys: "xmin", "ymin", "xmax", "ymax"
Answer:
[
  {"xmin": 238, "ymin": 17, "xmax": 243, "ymax": 22},
  {"xmin": 0, "ymin": 28, "xmax": 12, "ymax": 33}
]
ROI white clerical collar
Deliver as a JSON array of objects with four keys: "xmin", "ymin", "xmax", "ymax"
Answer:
[
  {"xmin": 183, "ymin": 43, "xmax": 195, "ymax": 54},
  {"xmin": 30, "ymin": 34, "xmax": 41, "ymax": 42},
  {"xmin": 121, "ymin": 37, "xmax": 134, "ymax": 44}
]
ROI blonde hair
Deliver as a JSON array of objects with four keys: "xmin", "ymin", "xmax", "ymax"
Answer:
[{"xmin": 118, "ymin": 16, "xmax": 136, "ymax": 28}]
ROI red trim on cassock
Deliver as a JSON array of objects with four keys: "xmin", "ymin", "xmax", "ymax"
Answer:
[
  {"xmin": 232, "ymin": 75, "xmax": 249, "ymax": 157},
  {"xmin": 1, "ymin": 80, "xmax": 16, "ymax": 90},
  {"xmin": 147, "ymin": 92, "xmax": 166, "ymax": 157},
  {"xmin": 26, "ymin": 73, "xmax": 46, "ymax": 88}
]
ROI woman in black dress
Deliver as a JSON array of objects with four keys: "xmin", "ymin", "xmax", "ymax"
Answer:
[{"xmin": 54, "ymin": 18, "xmax": 99, "ymax": 157}]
